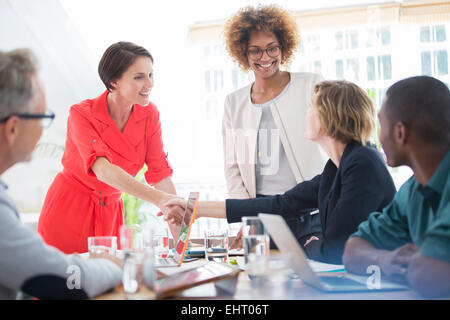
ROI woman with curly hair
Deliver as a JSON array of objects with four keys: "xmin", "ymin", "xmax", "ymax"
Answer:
[{"xmin": 222, "ymin": 5, "xmax": 328, "ymax": 244}]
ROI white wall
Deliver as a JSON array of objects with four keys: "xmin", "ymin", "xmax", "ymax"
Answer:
[{"xmin": 0, "ymin": 0, "xmax": 103, "ymax": 211}]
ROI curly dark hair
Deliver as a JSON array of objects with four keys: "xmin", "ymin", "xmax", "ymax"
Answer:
[{"xmin": 223, "ymin": 5, "xmax": 300, "ymax": 71}]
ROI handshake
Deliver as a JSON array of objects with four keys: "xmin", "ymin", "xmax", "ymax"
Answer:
[{"xmin": 156, "ymin": 194, "xmax": 242, "ymax": 249}]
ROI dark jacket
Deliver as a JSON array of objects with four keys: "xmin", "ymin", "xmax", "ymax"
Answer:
[{"xmin": 226, "ymin": 141, "xmax": 396, "ymax": 264}]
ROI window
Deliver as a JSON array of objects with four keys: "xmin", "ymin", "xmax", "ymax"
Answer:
[
  {"xmin": 335, "ymin": 31, "xmax": 343, "ymax": 50},
  {"xmin": 204, "ymin": 71, "xmax": 211, "ymax": 92},
  {"xmin": 346, "ymin": 30, "xmax": 358, "ymax": 49},
  {"xmin": 421, "ymin": 25, "xmax": 446, "ymax": 42},
  {"xmin": 377, "ymin": 27, "xmax": 391, "ymax": 46},
  {"xmin": 336, "ymin": 59, "xmax": 344, "ymax": 79},
  {"xmin": 336, "ymin": 58, "xmax": 359, "ymax": 81},
  {"xmin": 421, "ymin": 52, "xmax": 432, "ymax": 75},
  {"xmin": 420, "ymin": 26, "xmax": 431, "ymax": 42},
  {"xmin": 421, "ymin": 50, "xmax": 448, "ymax": 76},
  {"xmin": 433, "ymin": 25, "xmax": 446, "ymax": 42},
  {"xmin": 307, "ymin": 34, "xmax": 321, "ymax": 52},
  {"xmin": 366, "ymin": 88, "xmax": 387, "ymax": 110},
  {"xmin": 203, "ymin": 45, "xmax": 210, "ymax": 58},
  {"xmin": 367, "ymin": 88, "xmax": 376, "ymax": 101},
  {"xmin": 213, "ymin": 70, "xmax": 224, "ymax": 92},
  {"xmin": 435, "ymin": 50, "xmax": 448, "ymax": 75},
  {"xmin": 379, "ymin": 55, "xmax": 392, "ymax": 80},
  {"xmin": 335, "ymin": 29, "xmax": 358, "ymax": 50},
  {"xmin": 367, "ymin": 57, "xmax": 375, "ymax": 81},
  {"xmin": 346, "ymin": 58, "xmax": 359, "ymax": 81},
  {"xmin": 367, "ymin": 55, "xmax": 392, "ymax": 81},
  {"xmin": 378, "ymin": 88, "xmax": 387, "ymax": 107},
  {"xmin": 419, "ymin": 25, "xmax": 448, "ymax": 77},
  {"xmin": 313, "ymin": 61, "xmax": 321, "ymax": 74}
]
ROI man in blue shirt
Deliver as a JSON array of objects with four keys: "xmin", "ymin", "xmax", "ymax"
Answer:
[{"xmin": 343, "ymin": 75, "xmax": 450, "ymax": 298}]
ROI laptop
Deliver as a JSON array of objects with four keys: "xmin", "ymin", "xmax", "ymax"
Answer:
[
  {"xmin": 155, "ymin": 192, "xmax": 200, "ymax": 268},
  {"xmin": 258, "ymin": 213, "xmax": 409, "ymax": 293}
]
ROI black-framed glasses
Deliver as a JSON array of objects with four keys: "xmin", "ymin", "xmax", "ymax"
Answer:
[
  {"xmin": 247, "ymin": 45, "xmax": 282, "ymax": 60},
  {"xmin": 0, "ymin": 109, "xmax": 55, "ymax": 129}
]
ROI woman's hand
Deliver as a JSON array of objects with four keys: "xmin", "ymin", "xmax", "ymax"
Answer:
[
  {"xmin": 230, "ymin": 227, "xmax": 244, "ymax": 250},
  {"xmin": 157, "ymin": 196, "xmax": 187, "ymax": 225},
  {"xmin": 304, "ymin": 236, "xmax": 319, "ymax": 247}
]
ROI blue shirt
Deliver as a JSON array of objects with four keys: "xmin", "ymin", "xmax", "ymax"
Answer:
[
  {"xmin": 0, "ymin": 179, "xmax": 122, "ymax": 299},
  {"xmin": 352, "ymin": 150, "xmax": 450, "ymax": 263}
]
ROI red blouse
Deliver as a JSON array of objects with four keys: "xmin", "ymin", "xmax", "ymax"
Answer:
[
  {"xmin": 38, "ymin": 91, "xmax": 173, "ymax": 253},
  {"xmin": 63, "ymin": 90, "xmax": 173, "ymax": 191}
]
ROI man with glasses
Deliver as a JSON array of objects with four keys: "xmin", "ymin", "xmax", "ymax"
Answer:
[
  {"xmin": 0, "ymin": 109, "xmax": 55, "ymax": 128},
  {"xmin": 0, "ymin": 48, "xmax": 122, "ymax": 299}
]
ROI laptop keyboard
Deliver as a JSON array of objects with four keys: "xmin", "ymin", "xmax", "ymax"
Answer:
[{"xmin": 156, "ymin": 258, "xmax": 177, "ymax": 266}]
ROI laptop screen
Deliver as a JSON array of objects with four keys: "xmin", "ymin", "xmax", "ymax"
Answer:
[{"xmin": 173, "ymin": 192, "xmax": 200, "ymax": 265}]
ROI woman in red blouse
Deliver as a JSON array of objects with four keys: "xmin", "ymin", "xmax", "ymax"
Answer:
[{"xmin": 38, "ymin": 42, "xmax": 180, "ymax": 254}]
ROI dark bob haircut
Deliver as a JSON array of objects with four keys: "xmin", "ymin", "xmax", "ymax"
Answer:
[{"xmin": 98, "ymin": 41, "xmax": 153, "ymax": 92}]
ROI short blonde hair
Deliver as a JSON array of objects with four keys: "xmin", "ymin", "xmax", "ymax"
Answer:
[
  {"xmin": 223, "ymin": 5, "xmax": 299, "ymax": 71},
  {"xmin": 314, "ymin": 80, "xmax": 376, "ymax": 146}
]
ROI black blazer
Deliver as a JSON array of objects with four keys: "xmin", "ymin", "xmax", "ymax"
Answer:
[{"xmin": 226, "ymin": 141, "xmax": 396, "ymax": 264}]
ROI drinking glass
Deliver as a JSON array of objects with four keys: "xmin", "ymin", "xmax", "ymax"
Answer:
[
  {"xmin": 120, "ymin": 224, "xmax": 148, "ymax": 251},
  {"xmin": 120, "ymin": 224, "xmax": 155, "ymax": 299},
  {"xmin": 153, "ymin": 228, "xmax": 170, "ymax": 258},
  {"xmin": 87, "ymin": 236, "xmax": 117, "ymax": 256},
  {"xmin": 241, "ymin": 217, "xmax": 270, "ymax": 266},
  {"xmin": 204, "ymin": 229, "xmax": 229, "ymax": 263}
]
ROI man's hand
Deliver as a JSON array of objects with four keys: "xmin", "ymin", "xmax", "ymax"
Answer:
[
  {"xmin": 89, "ymin": 252, "xmax": 123, "ymax": 268},
  {"xmin": 378, "ymin": 243, "xmax": 420, "ymax": 277}
]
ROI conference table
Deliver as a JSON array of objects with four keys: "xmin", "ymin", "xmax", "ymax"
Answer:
[{"xmin": 94, "ymin": 254, "xmax": 424, "ymax": 300}]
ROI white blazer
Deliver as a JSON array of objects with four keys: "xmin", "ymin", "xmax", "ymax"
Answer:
[{"xmin": 222, "ymin": 72, "xmax": 328, "ymax": 199}]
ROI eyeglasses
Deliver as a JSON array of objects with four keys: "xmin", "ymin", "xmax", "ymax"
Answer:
[
  {"xmin": 247, "ymin": 45, "xmax": 282, "ymax": 60},
  {"xmin": 0, "ymin": 109, "xmax": 55, "ymax": 129}
]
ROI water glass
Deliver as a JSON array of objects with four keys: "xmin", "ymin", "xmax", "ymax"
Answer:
[
  {"xmin": 204, "ymin": 229, "xmax": 229, "ymax": 263},
  {"xmin": 153, "ymin": 228, "xmax": 170, "ymax": 258},
  {"xmin": 122, "ymin": 251, "xmax": 148, "ymax": 299},
  {"xmin": 120, "ymin": 224, "xmax": 156, "ymax": 299},
  {"xmin": 120, "ymin": 224, "xmax": 154, "ymax": 252},
  {"xmin": 241, "ymin": 217, "xmax": 270, "ymax": 265},
  {"xmin": 248, "ymin": 253, "xmax": 293, "ymax": 298},
  {"xmin": 87, "ymin": 236, "xmax": 117, "ymax": 256}
]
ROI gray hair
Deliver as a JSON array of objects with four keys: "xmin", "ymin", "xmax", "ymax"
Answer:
[{"xmin": 0, "ymin": 48, "xmax": 39, "ymax": 119}]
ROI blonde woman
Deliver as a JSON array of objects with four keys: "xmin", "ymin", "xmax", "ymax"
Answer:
[{"xmin": 164, "ymin": 80, "xmax": 396, "ymax": 264}]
